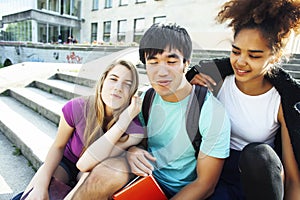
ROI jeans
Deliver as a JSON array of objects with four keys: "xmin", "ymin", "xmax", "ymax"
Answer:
[{"xmin": 208, "ymin": 143, "xmax": 283, "ymax": 200}]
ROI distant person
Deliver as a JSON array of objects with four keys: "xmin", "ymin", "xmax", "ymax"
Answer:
[
  {"xmin": 11, "ymin": 60, "xmax": 144, "ymax": 200},
  {"xmin": 190, "ymin": 0, "xmax": 300, "ymax": 199},
  {"xmin": 68, "ymin": 35, "xmax": 73, "ymax": 44},
  {"xmin": 72, "ymin": 37, "xmax": 78, "ymax": 44},
  {"xmin": 58, "ymin": 34, "xmax": 63, "ymax": 44}
]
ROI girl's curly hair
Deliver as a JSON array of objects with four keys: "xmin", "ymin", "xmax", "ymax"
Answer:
[{"xmin": 216, "ymin": 0, "xmax": 300, "ymax": 54}]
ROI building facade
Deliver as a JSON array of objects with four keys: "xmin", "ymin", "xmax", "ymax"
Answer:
[
  {"xmin": 0, "ymin": 0, "xmax": 81, "ymax": 44},
  {"xmin": 80, "ymin": 0, "xmax": 233, "ymax": 50},
  {"xmin": 1, "ymin": 0, "xmax": 299, "ymax": 52}
]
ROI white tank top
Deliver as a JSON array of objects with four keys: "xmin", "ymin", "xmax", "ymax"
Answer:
[{"xmin": 217, "ymin": 75, "xmax": 281, "ymax": 151}]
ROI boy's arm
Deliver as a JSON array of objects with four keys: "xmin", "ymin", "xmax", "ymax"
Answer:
[{"xmin": 171, "ymin": 153, "xmax": 224, "ymax": 200}]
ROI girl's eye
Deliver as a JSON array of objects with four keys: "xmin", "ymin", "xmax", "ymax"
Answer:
[{"xmin": 110, "ymin": 78, "xmax": 117, "ymax": 81}]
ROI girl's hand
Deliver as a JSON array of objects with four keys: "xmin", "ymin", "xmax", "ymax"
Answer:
[
  {"xmin": 120, "ymin": 96, "xmax": 142, "ymax": 120},
  {"xmin": 117, "ymin": 96, "xmax": 142, "ymax": 131},
  {"xmin": 190, "ymin": 73, "xmax": 216, "ymax": 92}
]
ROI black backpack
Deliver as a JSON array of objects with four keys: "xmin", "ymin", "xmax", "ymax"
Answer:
[{"xmin": 141, "ymin": 85, "xmax": 208, "ymax": 158}]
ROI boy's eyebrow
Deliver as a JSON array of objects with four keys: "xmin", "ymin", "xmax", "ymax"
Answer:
[
  {"xmin": 232, "ymin": 44, "xmax": 264, "ymax": 53},
  {"xmin": 146, "ymin": 53, "xmax": 180, "ymax": 60},
  {"xmin": 168, "ymin": 53, "xmax": 180, "ymax": 59},
  {"xmin": 146, "ymin": 55, "xmax": 157, "ymax": 60}
]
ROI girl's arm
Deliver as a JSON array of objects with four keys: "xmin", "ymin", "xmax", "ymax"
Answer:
[
  {"xmin": 77, "ymin": 96, "xmax": 142, "ymax": 172},
  {"xmin": 22, "ymin": 115, "xmax": 74, "ymax": 200},
  {"xmin": 278, "ymin": 104, "xmax": 300, "ymax": 200},
  {"xmin": 109, "ymin": 133, "xmax": 144, "ymax": 157}
]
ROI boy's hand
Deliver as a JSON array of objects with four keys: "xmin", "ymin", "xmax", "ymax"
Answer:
[{"xmin": 126, "ymin": 146, "xmax": 156, "ymax": 177}]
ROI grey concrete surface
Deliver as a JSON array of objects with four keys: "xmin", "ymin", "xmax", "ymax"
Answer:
[{"xmin": 0, "ymin": 131, "xmax": 35, "ymax": 200}]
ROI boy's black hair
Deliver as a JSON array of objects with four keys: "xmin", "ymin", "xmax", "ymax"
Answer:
[{"xmin": 139, "ymin": 23, "xmax": 192, "ymax": 64}]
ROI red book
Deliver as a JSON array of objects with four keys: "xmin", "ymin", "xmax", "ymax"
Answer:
[{"xmin": 112, "ymin": 175, "xmax": 168, "ymax": 200}]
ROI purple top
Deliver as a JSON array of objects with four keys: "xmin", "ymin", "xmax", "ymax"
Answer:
[{"xmin": 62, "ymin": 97, "xmax": 144, "ymax": 163}]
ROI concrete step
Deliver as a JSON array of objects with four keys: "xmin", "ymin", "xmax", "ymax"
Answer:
[
  {"xmin": 287, "ymin": 70, "xmax": 300, "ymax": 79},
  {"xmin": 31, "ymin": 79, "xmax": 93, "ymax": 100},
  {"xmin": 53, "ymin": 72, "xmax": 97, "ymax": 88},
  {"xmin": 292, "ymin": 54, "xmax": 300, "ymax": 59},
  {"xmin": 0, "ymin": 96, "xmax": 57, "ymax": 170},
  {"xmin": 287, "ymin": 58, "xmax": 300, "ymax": 64},
  {"xmin": 6, "ymin": 87, "xmax": 68, "ymax": 125},
  {"xmin": 282, "ymin": 63, "xmax": 300, "ymax": 71}
]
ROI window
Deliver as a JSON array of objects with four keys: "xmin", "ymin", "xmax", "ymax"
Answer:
[
  {"xmin": 92, "ymin": 0, "xmax": 99, "ymax": 10},
  {"xmin": 117, "ymin": 20, "xmax": 127, "ymax": 42},
  {"xmin": 135, "ymin": 0, "xmax": 146, "ymax": 3},
  {"xmin": 153, "ymin": 16, "xmax": 166, "ymax": 24},
  {"xmin": 71, "ymin": 0, "xmax": 80, "ymax": 16},
  {"xmin": 91, "ymin": 23, "xmax": 98, "ymax": 43},
  {"xmin": 49, "ymin": 0, "xmax": 59, "ymax": 12},
  {"xmin": 133, "ymin": 18, "xmax": 145, "ymax": 43},
  {"xmin": 38, "ymin": 0, "xmax": 47, "ymax": 9},
  {"xmin": 105, "ymin": 0, "xmax": 112, "ymax": 8},
  {"xmin": 119, "ymin": 0, "xmax": 128, "ymax": 6},
  {"xmin": 103, "ymin": 21, "xmax": 111, "ymax": 42}
]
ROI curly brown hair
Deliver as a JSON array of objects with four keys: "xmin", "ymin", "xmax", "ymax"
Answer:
[{"xmin": 216, "ymin": 0, "xmax": 300, "ymax": 54}]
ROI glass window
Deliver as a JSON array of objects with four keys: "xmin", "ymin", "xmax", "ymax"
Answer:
[
  {"xmin": 38, "ymin": 23, "xmax": 47, "ymax": 43},
  {"xmin": 66, "ymin": 0, "xmax": 71, "ymax": 15},
  {"xmin": 38, "ymin": 0, "xmax": 47, "ymax": 9},
  {"xmin": 70, "ymin": 0, "xmax": 80, "ymax": 16},
  {"xmin": 49, "ymin": 24, "xmax": 59, "ymax": 43},
  {"xmin": 93, "ymin": 0, "xmax": 99, "ymax": 10},
  {"xmin": 133, "ymin": 18, "xmax": 145, "ymax": 43},
  {"xmin": 49, "ymin": 0, "xmax": 59, "ymax": 12},
  {"xmin": 103, "ymin": 21, "xmax": 111, "ymax": 42},
  {"xmin": 153, "ymin": 16, "xmax": 166, "ymax": 24},
  {"xmin": 91, "ymin": 23, "xmax": 98, "ymax": 43},
  {"xmin": 117, "ymin": 20, "xmax": 126, "ymax": 42},
  {"xmin": 119, "ymin": 0, "xmax": 128, "ymax": 6},
  {"xmin": 5, "ymin": 21, "xmax": 33, "ymax": 42},
  {"xmin": 105, "ymin": 0, "xmax": 112, "ymax": 8}
]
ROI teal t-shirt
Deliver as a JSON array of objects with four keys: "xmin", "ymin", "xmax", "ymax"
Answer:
[{"xmin": 139, "ymin": 88, "xmax": 231, "ymax": 195}]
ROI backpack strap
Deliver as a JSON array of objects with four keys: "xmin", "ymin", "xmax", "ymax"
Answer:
[
  {"xmin": 141, "ymin": 86, "xmax": 207, "ymax": 158},
  {"xmin": 141, "ymin": 88, "xmax": 155, "ymax": 126},
  {"xmin": 186, "ymin": 85, "xmax": 208, "ymax": 158}
]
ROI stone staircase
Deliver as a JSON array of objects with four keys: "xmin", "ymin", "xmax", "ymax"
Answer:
[
  {"xmin": 0, "ymin": 50, "xmax": 299, "ymax": 173},
  {"xmin": 0, "ymin": 72, "xmax": 96, "ymax": 170}
]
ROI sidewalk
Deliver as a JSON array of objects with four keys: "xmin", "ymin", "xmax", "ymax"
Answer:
[{"xmin": 0, "ymin": 131, "xmax": 35, "ymax": 200}]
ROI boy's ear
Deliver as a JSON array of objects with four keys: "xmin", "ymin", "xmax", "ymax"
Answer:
[
  {"xmin": 183, "ymin": 60, "xmax": 191, "ymax": 73},
  {"xmin": 184, "ymin": 60, "xmax": 190, "ymax": 67}
]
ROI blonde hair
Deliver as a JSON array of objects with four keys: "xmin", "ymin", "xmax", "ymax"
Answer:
[{"xmin": 82, "ymin": 59, "xmax": 139, "ymax": 151}]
